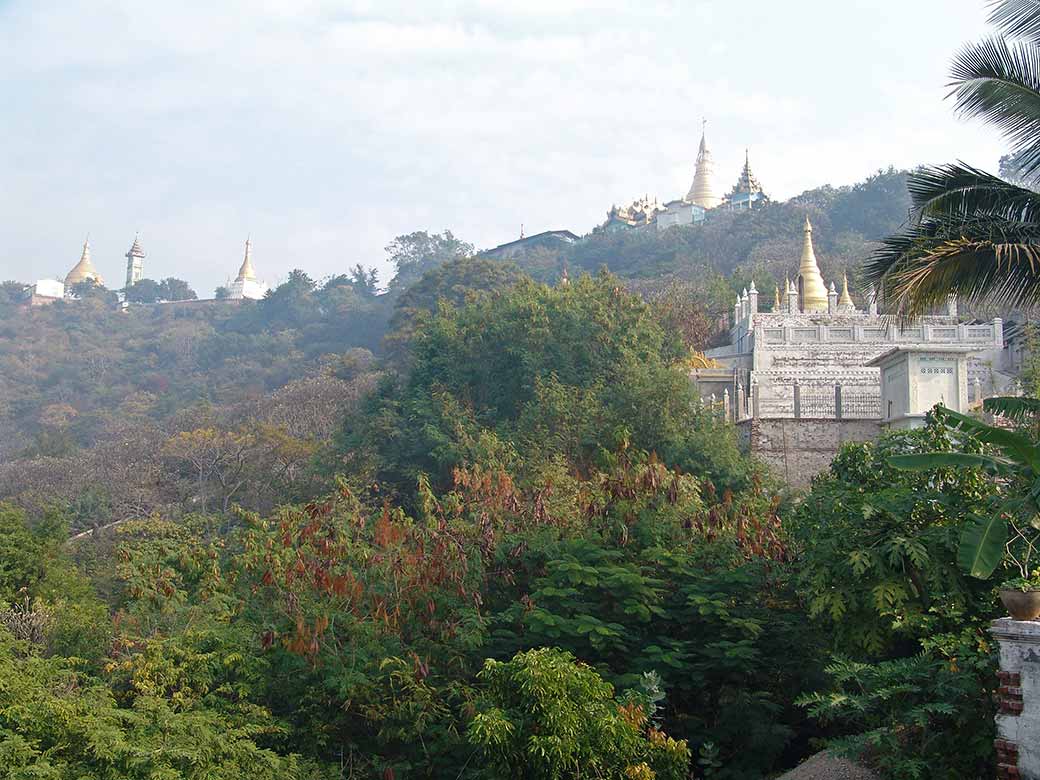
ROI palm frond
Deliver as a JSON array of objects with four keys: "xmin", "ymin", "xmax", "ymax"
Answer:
[
  {"xmin": 949, "ymin": 35, "xmax": 1040, "ymax": 180},
  {"xmin": 989, "ymin": 0, "xmax": 1040, "ymax": 46},
  {"xmin": 934, "ymin": 406, "xmax": 1040, "ymax": 468},
  {"xmin": 907, "ymin": 162, "xmax": 1040, "ymax": 221},
  {"xmin": 888, "ymin": 452, "xmax": 1013, "ymax": 475},
  {"xmin": 864, "ymin": 213, "xmax": 1040, "ymax": 316}
]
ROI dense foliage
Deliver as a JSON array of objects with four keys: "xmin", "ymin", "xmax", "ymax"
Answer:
[
  {"xmin": 0, "ymin": 161, "xmax": 1011, "ymax": 778},
  {"xmin": 792, "ymin": 421, "xmax": 1004, "ymax": 779},
  {"xmin": 338, "ymin": 272, "xmax": 750, "ymax": 499}
]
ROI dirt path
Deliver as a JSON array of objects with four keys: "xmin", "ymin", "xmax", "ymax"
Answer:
[{"xmin": 777, "ymin": 751, "xmax": 880, "ymax": 780}]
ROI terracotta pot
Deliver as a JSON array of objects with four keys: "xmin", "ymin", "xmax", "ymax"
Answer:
[{"xmin": 1000, "ymin": 588, "xmax": 1040, "ymax": 621}]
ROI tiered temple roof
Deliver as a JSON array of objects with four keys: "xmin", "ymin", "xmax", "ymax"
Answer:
[{"xmin": 725, "ymin": 150, "xmax": 767, "ymax": 208}]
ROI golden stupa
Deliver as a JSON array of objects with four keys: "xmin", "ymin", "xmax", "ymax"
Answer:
[
  {"xmin": 236, "ymin": 238, "xmax": 257, "ymax": 281},
  {"xmin": 64, "ymin": 239, "xmax": 104, "ymax": 287},
  {"xmin": 686, "ymin": 122, "xmax": 722, "ymax": 209},
  {"xmin": 838, "ymin": 274, "xmax": 854, "ymax": 309},
  {"xmin": 796, "ymin": 217, "xmax": 828, "ymax": 313}
]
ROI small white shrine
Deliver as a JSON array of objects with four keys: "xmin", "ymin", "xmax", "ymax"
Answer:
[{"xmin": 867, "ymin": 345, "xmax": 974, "ymax": 429}]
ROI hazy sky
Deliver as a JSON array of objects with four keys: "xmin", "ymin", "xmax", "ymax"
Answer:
[{"xmin": 2, "ymin": 0, "xmax": 1008, "ymax": 294}]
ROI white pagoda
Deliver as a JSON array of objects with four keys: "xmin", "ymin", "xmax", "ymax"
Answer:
[{"xmin": 227, "ymin": 238, "xmax": 269, "ymax": 301}]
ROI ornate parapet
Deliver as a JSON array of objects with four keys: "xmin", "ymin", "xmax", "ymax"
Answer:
[
  {"xmin": 990, "ymin": 619, "xmax": 1040, "ymax": 779},
  {"xmin": 754, "ymin": 315, "xmax": 1003, "ymax": 349}
]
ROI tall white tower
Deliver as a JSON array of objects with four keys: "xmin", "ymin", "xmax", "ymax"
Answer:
[
  {"xmin": 686, "ymin": 121, "xmax": 722, "ymax": 209},
  {"xmin": 125, "ymin": 235, "xmax": 145, "ymax": 289}
]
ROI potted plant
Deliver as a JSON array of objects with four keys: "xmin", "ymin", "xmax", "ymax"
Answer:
[
  {"xmin": 998, "ymin": 516, "xmax": 1040, "ymax": 620},
  {"xmin": 1000, "ymin": 575, "xmax": 1040, "ymax": 620}
]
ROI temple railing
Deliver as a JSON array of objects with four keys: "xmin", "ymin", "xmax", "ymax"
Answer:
[
  {"xmin": 751, "ymin": 383, "xmax": 881, "ymax": 421},
  {"xmin": 699, "ymin": 382, "xmax": 882, "ymax": 422}
]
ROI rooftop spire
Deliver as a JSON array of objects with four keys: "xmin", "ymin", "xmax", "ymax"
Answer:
[
  {"xmin": 727, "ymin": 148, "xmax": 766, "ymax": 203},
  {"xmin": 686, "ymin": 120, "xmax": 721, "ymax": 209},
  {"xmin": 236, "ymin": 237, "xmax": 256, "ymax": 281},
  {"xmin": 797, "ymin": 216, "xmax": 828, "ymax": 312},
  {"xmin": 126, "ymin": 233, "xmax": 144, "ymax": 258},
  {"xmin": 838, "ymin": 273, "xmax": 854, "ymax": 309}
]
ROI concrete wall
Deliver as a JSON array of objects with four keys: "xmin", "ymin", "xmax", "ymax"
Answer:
[{"xmin": 738, "ymin": 417, "xmax": 882, "ymax": 488}]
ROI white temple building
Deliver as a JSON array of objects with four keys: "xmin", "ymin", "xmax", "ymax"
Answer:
[
  {"xmin": 227, "ymin": 238, "xmax": 269, "ymax": 301},
  {"xmin": 693, "ymin": 216, "xmax": 1007, "ymax": 484},
  {"xmin": 703, "ymin": 216, "xmax": 1005, "ymax": 419}
]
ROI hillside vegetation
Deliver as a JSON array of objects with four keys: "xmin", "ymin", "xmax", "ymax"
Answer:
[{"xmin": 0, "ymin": 274, "xmax": 1008, "ymax": 779}]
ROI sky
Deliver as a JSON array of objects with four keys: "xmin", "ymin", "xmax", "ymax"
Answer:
[{"xmin": 0, "ymin": 0, "xmax": 1009, "ymax": 294}]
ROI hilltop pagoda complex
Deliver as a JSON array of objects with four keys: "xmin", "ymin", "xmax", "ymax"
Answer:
[{"xmin": 611, "ymin": 121, "xmax": 770, "ymax": 233}]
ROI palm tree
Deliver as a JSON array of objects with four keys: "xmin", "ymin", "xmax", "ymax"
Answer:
[{"xmin": 866, "ymin": 0, "xmax": 1040, "ymax": 316}]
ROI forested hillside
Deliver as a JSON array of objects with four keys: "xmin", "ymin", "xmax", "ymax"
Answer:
[
  {"xmin": 0, "ymin": 168, "xmax": 911, "ymax": 531},
  {"xmin": 0, "ymin": 271, "xmax": 1009, "ymax": 779},
  {"xmin": 494, "ymin": 168, "xmax": 911, "ymax": 309}
]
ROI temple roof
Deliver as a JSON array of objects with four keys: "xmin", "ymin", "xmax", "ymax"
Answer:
[
  {"xmin": 797, "ymin": 217, "xmax": 828, "ymax": 312},
  {"xmin": 606, "ymin": 195, "xmax": 665, "ymax": 227},
  {"xmin": 65, "ymin": 239, "xmax": 104, "ymax": 287},
  {"xmin": 686, "ymin": 124, "xmax": 721, "ymax": 209},
  {"xmin": 236, "ymin": 238, "xmax": 257, "ymax": 281},
  {"xmin": 126, "ymin": 234, "xmax": 145, "ymax": 258},
  {"xmin": 727, "ymin": 149, "xmax": 766, "ymax": 200}
]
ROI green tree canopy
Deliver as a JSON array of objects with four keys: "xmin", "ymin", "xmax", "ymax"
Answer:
[
  {"xmin": 339, "ymin": 271, "xmax": 750, "ymax": 496},
  {"xmin": 386, "ymin": 230, "xmax": 474, "ymax": 292},
  {"xmin": 126, "ymin": 278, "xmax": 162, "ymax": 303}
]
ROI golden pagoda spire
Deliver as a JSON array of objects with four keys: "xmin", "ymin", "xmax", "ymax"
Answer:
[
  {"xmin": 838, "ymin": 273, "xmax": 854, "ymax": 309},
  {"xmin": 797, "ymin": 216, "xmax": 828, "ymax": 312},
  {"xmin": 686, "ymin": 120, "xmax": 721, "ymax": 209},
  {"xmin": 236, "ymin": 237, "xmax": 256, "ymax": 281},
  {"xmin": 64, "ymin": 237, "xmax": 105, "ymax": 287},
  {"xmin": 773, "ymin": 284, "xmax": 781, "ymax": 311}
]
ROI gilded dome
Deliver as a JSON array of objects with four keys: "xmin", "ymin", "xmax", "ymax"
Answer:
[{"xmin": 65, "ymin": 239, "xmax": 104, "ymax": 287}]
